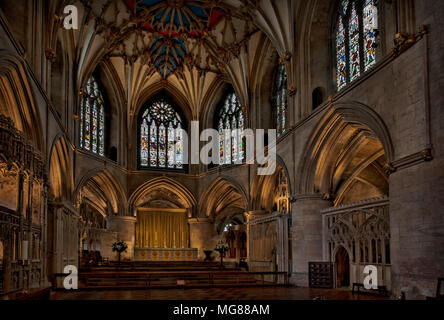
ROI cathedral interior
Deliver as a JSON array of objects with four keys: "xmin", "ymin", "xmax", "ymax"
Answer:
[{"xmin": 0, "ymin": 0, "xmax": 443, "ymax": 301}]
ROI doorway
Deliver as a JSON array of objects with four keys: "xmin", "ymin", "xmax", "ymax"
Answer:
[{"xmin": 336, "ymin": 246, "xmax": 350, "ymax": 288}]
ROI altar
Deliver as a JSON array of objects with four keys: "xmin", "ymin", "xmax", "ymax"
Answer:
[
  {"xmin": 135, "ymin": 208, "xmax": 197, "ymax": 261},
  {"xmin": 134, "ymin": 248, "xmax": 198, "ymax": 261}
]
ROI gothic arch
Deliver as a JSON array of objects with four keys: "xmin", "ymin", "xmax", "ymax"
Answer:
[
  {"xmin": 129, "ymin": 177, "xmax": 197, "ymax": 212},
  {"xmin": 331, "ymin": 244, "xmax": 353, "ymax": 264},
  {"xmin": 48, "ymin": 135, "xmax": 74, "ymax": 201},
  {"xmin": 250, "ymin": 155, "xmax": 292, "ymax": 212},
  {"xmin": 0, "ymin": 51, "xmax": 43, "ymax": 151},
  {"xmin": 74, "ymin": 168, "xmax": 127, "ymax": 216},
  {"xmin": 135, "ymin": 83, "xmax": 194, "ymax": 123},
  {"xmin": 86, "ymin": 62, "xmax": 125, "ymax": 162},
  {"xmin": 198, "ymin": 177, "xmax": 248, "ymax": 221},
  {"xmin": 199, "ymin": 78, "xmax": 231, "ymax": 131},
  {"xmin": 249, "ymin": 36, "xmax": 283, "ymax": 131},
  {"xmin": 98, "ymin": 60, "xmax": 127, "ymax": 117},
  {"xmin": 298, "ymin": 102, "xmax": 393, "ymax": 202}
]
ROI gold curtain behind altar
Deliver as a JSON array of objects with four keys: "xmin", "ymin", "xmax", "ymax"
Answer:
[{"xmin": 136, "ymin": 208, "xmax": 189, "ymax": 248}]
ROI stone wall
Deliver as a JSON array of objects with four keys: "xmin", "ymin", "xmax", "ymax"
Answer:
[{"xmin": 0, "ymin": 0, "xmax": 442, "ymax": 299}]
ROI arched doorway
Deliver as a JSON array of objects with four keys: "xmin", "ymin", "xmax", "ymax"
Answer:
[{"xmin": 336, "ymin": 247, "xmax": 350, "ymax": 288}]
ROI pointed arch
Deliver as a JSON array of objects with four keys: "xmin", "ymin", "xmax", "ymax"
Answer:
[
  {"xmin": 250, "ymin": 155, "xmax": 292, "ymax": 212},
  {"xmin": 48, "ymin": 135, "xmax": 74, "ymax": 201},
  {"xmin": 129, "ymin": 85, "xmax": 193, "ymax": 170},
  {"xmin": 199, "ymin": 78, "xmax": 229, "ymax": 131},
  {"xmin": 135, "ymin": 83, "xmax": 194, "ymax": 123},
  {"xmin": 75, "ymin": 168, "xmax": 127, "ymax": 215},
  {"xmin": 198, "ymin": 177, "xmax": 248, "ymax": 221},
  {"xmin": 137, "ymin": 93, "xmax": 187, "ymax": 170},
  {"xmin": 214, "ymin": 87, "xmax": 246, "ymax": 165},
  {"xmin": 248, "ymin": 35, "xmax": 278, "ymax": 131},
  {"xmin": 129, "ymin": 177, "xmax": 197, "ymax": 211},
  {"xmin": 79, "ymin": 75, "xmax": 107, "ymax": 156},
  {"xmin": 0, "ymin": 50, "xmax": 43, "ymax": 151},
  {"xmin": 298, "ymin": 102, "xmax": 393, "ymax": 201},
  {"xmin": 333, "ymin": 0, "xmax": 380, "ymax": 91}
]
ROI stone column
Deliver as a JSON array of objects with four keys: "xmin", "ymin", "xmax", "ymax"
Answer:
[
  {"xmin": 3, "ymin": 238, "xmax": 11, "ymax": 293},
  {"xmin": 17, "ymin": 169, "xmax": 24, "ymax": 291},
  {"xmin": 46, "ymin": 202, "xmax": 64, "ymax": 288},
  {"xmin": 188, "ymin": 218, "xmax": 216, "ymax": 261},
  {"xmin": 107, "ymin": 216, "xmax": 136, "ymax": 261},
  {"xmin": 291, "ymin": 195, "xmax": 332, "ymax": 287},
  {"xmin": 40, "ymin": 181, "xmax": 49, "ymax": 287},
  {"xmin": 26, "ymin": 175, "xmax": 33, "ymax": 289},
  {"xmin": 276, "ymin": 213, "xmax": 289, "ymax": 274},
  {"xmin": 395, "ymin": 0, "xmax": 416, "ymax": 35}
]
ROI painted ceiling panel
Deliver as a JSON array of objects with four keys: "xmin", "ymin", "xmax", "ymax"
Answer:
[
  {"xmin": 121, "ymin": 0, "xmax": 229, "ymax": 78},
  {"xmin": 67, "ymin": 0, "xmax": 294, "ymax": 117}
]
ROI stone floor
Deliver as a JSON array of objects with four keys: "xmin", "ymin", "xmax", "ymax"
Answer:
[{"xmin": 51, "ymin": 286, "xmax": 389, "ymax": 300}]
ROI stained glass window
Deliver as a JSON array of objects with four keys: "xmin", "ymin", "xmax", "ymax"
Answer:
[
  {"xmin": 363, "ymin": 0, "xmax": 377, "ymax": 70},
  {"xmin": 273, "ymin": 63, "xmax": 288, "ymax": 137},
  {"xmin": 80, "ymin": 76, "xmax": 105, "ymax": 156},
  {"xmin": 217, "ymin": 91, "xmax": 245, "ymax": 165},
  {"xmin": 139, "ymin": 99, "xmax": 184, "ymax": 169},
  {"xmin": 341, "ymin": 0, "xmax": 350, "ymax": 14},
  {"xmin": 337, "ymin": 16, "xmax": 347, "ymax": 90},
  {"xmin": 335, "ymin": 0, "xmax": 379, "ymax": 91},
  {"xmin": 349, "ymin": 2, "xmax": 361, "ymax": 82}
]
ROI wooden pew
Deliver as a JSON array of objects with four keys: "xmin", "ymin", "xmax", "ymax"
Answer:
[{"xmin": 352, "ymin": 282, "xmax": 388, "ymax": 296}]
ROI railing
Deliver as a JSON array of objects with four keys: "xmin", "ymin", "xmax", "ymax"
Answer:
[{"xmin": 52, "ymin": 271, "xmax": 289, "ymax": 290}]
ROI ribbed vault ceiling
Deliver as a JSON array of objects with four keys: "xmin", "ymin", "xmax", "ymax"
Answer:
[{"xmin": 64, "ymin": 0, "xmax": 296, "ymax": 118}]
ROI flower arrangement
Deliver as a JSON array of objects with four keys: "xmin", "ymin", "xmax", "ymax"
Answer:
[
  {"xmin": 215, "ymin": 240, "xmax": 229, "ymax": 268},
  {"xmin": 112, "ymin": 240, "xmax": 128, "ymax": 253},
  {"xmin": 215, "ymin": 240, "xmax": 229, "ymax": 254},
  {"xmin": 112, "ymin": 240, "xmax": 128, "ymax": 265}
]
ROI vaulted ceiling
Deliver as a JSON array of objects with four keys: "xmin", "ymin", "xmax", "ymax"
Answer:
[{"xmin": 56, "ymin": 0, "xmax": 296, "ymax": 119}]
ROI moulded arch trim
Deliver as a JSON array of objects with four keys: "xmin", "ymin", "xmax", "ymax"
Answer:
[
  {"xmin": 198, "ymin": 176, "xmax": 249, "ymax": 216},
  {"xmin": 74, "ymin": 168, "xmax": 128, "ymax": 215},
  {"xmin": 274, "ymin": 154, "xmax": 293, "ymax": 196},
  {"xmin": 48, "ymin": 135, "xmax": 74, "ymax": 201},
  {"xmin": 332, "ymin": 102, "xmax": 394, "ymax": 161},
  {"xmin": 249, "ymin": 155, "xmax": 293, "ymax": 210},
  {"xmin": 298, "ymin": 102, "xmax": 394, "ymax": 195},
  {"xmin": 135, "ymin": 82, "xmax": 194, "ymax": 123},
  {"xmin": 83, "ymin": 197, "xmax": 107, "ymax": 217},
  {"xmin": 331, "ymin": 244, "xmax": 353, "ymax": 263},
  {"xmin": 0, "ymin": 50, "xmax": 44, "ymax": 151},
  {"xmin": 199, "ymin": 78, "xmax": 228, "ymax": 130},
  {"xmin": 129, "ymin": 176, "xmax": 197, "ymax": 210},
  {"xmin": 97, "ymin": 60, "xmax": 127, "ymax": 115},
  {"xmin": 200, "ymin": 80, "xmax": 238, "ymax": 130}
]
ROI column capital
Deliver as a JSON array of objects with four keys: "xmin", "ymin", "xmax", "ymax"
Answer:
[
  {"xmin": 188, "ymin": 217, "xmax": 211, "ymax": 224},
  {"xmin": 244, "ymin": 210, "xmax": 267, "ymax": 220},
  {"xmin": 108, "ymin": 215, "xmax": 137, "ymax": 223},
  {"xmin": 291, "ymin": 193, "xmax": 333, "ymax": 202}
]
